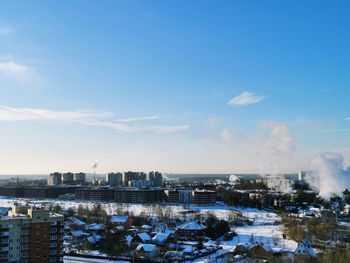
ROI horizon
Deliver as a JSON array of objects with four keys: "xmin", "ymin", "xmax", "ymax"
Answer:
[{"xmin": 0, "ymin": 1, "xmax": 349, "ymax": 174}]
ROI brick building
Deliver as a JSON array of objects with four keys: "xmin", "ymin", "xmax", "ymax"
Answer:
[{"xmin": 0, "ymin": 205, "xmax": 64, "ymax": 263}]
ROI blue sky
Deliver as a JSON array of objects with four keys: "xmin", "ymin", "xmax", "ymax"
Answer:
[{"xmin": 0, "ymin": 1, "xmax": 349, "ymax": 174}]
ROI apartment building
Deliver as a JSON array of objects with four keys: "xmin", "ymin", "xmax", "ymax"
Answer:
[{"xmin": 0, "ymin": 205, "xmax": 64, "ymax": 263}]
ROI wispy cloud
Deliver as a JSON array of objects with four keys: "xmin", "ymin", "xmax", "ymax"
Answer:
[
  {"xmin": 0, "ymin": 106, "xmax": 189, "ymax": 134},
  {"xmin": 0, "ymin": 25, "xmax": 12, "ymax": 35},
  {"xmin": 117, "ymin": 115, "xmax": 161, "ymax": 122},
  {"xmin": 304, "ymin": 128, "xmax": 350, "ymax": 134},
  {"xmin": 228, "ymin": 91, "xmax": 265, "ymax": 106},
  {"xmin": 0, "ymin": 61, "xmax": 37, "ymax": 82}
]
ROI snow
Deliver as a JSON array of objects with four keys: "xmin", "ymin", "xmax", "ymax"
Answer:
[
  {"xmin": 152, "ymin": 233, "xmax": 170, "ymax": 245},
  {"xmin": 136, "ymin": 244, "xmax": 157, "ymax": 252},
  {"xmin": 137, "ymin": 232, "xmax": 151, "ymax": 242},
  {"xmin": 64, "ymin": 256, "xmax": 129, "ymax": 263},
  {"xmin": 110, "ymin": 215, "xmax": 129, "ymax": 223},
  {"xmin": 71, "ymin": 230, "xmax": 86, "ymax": 238},
  {"xmin": 178, "ymin": 221, "xmax": 206, "ymax": 230}
]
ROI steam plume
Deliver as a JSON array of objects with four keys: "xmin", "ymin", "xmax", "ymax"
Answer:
[{"xmin": 305, "ymin": 152, "xmax": 350, "ymax": 199}]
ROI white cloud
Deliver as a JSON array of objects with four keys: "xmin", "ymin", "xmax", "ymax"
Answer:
[
  {"xmin": 0, "ymin": 106, "xmax": 189, "ymax": 134},
  {"xmin": 228, "ymin": 91, "xmax": 265, "ymax": 106},
  {"xmin": 117, "ymin": 115, "xmax": 161, "ymax": 122},
  {"xmin": 220, "ymin": 128, "xmax": 233, "ymax": 142},
  {"xmin": 0, "ymin": 25, "xmax": 12, "ymax": 35},
  {"xmin": 0, "ymin": 61, "xmax": 36, "ymax": 81}
]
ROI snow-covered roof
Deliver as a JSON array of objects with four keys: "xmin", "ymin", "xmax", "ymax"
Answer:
[
  {"xmin": 71, "ymin": 230, "xmax": 86, "ymax": 238},
  {"xmin": 137, "ymin": 232, "xmax": 151, "ymax": 242},
  {"xmin": 110, "ymin": 215, "xmax": 129, "ymax": 223},
  {"xmin": 69, "ymin": 217, "xmax": 86, "ymax": 226},
  {"xmin": 86, "ymin": 223, "xmax": 104, "ymax": 231},
  {"xmin": 136, "ymin": 244, "xmax": 157, "ymax": 252},
  {"xmin": 177, "ymin": 221, "xmax": 206, "ymax": 230},
  {"xmin": 152, "ymin": 233, "xmax": 170, "ymax": 245},
  {"xmin": 295, "ymin": 240, "xmax": 316, "ymax": 257},
  {"xmin": 87, "ymin": 234, "xmax": 102, "ymax": 244}
]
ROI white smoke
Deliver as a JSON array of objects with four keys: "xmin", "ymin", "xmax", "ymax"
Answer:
[
  {"xmin": 92, "ymin": 161, "xmax": 98, "ymax": 170},
  {"xmin": 229, "ymin": 174, "xmax": 239, "ymax": 183},
  {"xmin": 305, "ymin": 152, "xmax": 350, "ymax": 199},
  {"xmin": 257, "ymin": 123, "xmax": 295, "ymax": 192}
]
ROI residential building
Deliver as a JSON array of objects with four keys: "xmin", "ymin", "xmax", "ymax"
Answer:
[
  {"xmin": 75, "ymin": 187, "xmax": 114, "ymax": 201},
  {"xmin": 0, "ymin": 205, "xmax": 64, "ymax": 263},
  {"xmin": 62, "ymin": 172, "xmax": 74, "ymax": 185},
  {"xmin": 106, "ymin": 172, "xmax": 123, "ymax": 186},
  {"xmin": 149, "ymin": 171, "xmax": 163, "ymax": 187},
  {"xmin": 48, "ymin": 172, "xmax": 62, "ymax": 186},
  {"xmin": 115, "ymin": 188, "xmax": 165, "ymax": 203},
  {"xmin": 74, "ymin": 173, "xmax": 86, "ymax": 184},
  {"xmin": 124, "ymin": 171, "xmax": 146, "ymax": 186},
  {"xmin": 192, "ymin": 189, "xmax": 216, "ymax": 205}
]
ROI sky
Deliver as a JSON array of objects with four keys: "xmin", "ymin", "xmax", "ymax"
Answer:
[{"xmin": 0, "ymin": 1, "xmax": 349, "ymax": 174}]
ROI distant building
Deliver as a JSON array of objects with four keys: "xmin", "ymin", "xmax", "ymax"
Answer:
[
  {"xmin": 48, "ymin": 172, "xmax": 62, "ymax": 186},
  {"xmin": 294, "ymin": 240, "xmax": 316, "ymax": 258},
  {"xmin": 74, "ymin": 172, "xmax": 86, "ymax": 184},
  {"xmin": 124, "ymin": 171, "xmax": 147, "ymax": 186},
  {"xmin": 149, "ymin": 171, "xmax": 163, "ymax": 187},
  {"xmin": 129, "ymin": 180, "xmax": 151, "ymax": 188},
  {"xmin": 75, "ymin": 187, "xmax": 114, "ymax": 201},
  {"xmin": 176, "ymin": 221, "xmax": 206, "ymax": 240},
  {"xmin": 192, "ymin": 189, "xmax": 216, "ymax": 205},
  {"xmin": 62, "ymin": 172, "xmax": 74, "ymax": 185},
  {"xmin": 110, "ymin": 215, "xmax": 132, "ymax": 228},
  {"xmin": 115, "ymin": 188, "xmax": 165, "ymax": 203},
  {"xmin": 166, "ymin": 189, "xmax": 215, "ymax": 205},
  {"xmin": 106, "ymin": 172, "xmax": 123, "ymax": 186},
  {"xmin": 0, "ymin": 205, "xmax": 64, "ymax": 263}
]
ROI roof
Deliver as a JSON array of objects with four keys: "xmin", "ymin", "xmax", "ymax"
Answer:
[
  {"xmin": 87, "ymin": 234, "xmax": 102, "ymax": 244},
  {"xmin": 69, "ymin": 217, "xmax": 86, "ymax": 226},
  {"xmin": 177, "ymin": 221, "xmax": 206, "ymax": 230},
  {"xmin": 110, "ymin": 215, "xmax": 129, "ymax": 223},
  {"xmin": 152, "ymin": 233, "xmax": 171, "ymax": 245},
  {"xmin": 137, "ymin": 232, "xmax": 151, "ymax": 242},
  {"xmin": 136, "ymin": 244, "xmax": 158, "ymax": 252},
  {"xmin": 86, "ymin": 223, "xmax": 104, "ymax": 231},
  {"xmin": 71, "ymin": 230, "xmax": 86, "ymax": 238},
  {"xmin": 296, "ymin": 240, "xmax": 316, "ymax": 257}
]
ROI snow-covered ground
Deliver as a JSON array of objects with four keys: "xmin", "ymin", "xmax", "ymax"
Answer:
[{"xmin": 0, "ymin": 197, "xmax": 298, "ymax": 261}]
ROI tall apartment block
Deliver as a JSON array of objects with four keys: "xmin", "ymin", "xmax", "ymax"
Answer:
[
  {"xmin": 62, "ymin": 172, "xmax": 74, "ymax": 185},
  {"xmin": 47, "ymin": 172, "xmax": 62, "ymax": 186},
  {"xmin": 73, "ymin": 172, "xmax": 86, "ymax": 184},
  {"xmin": 0, "ymin": 205, "xmax": 64, "ymax": 263},
  {"xmin": 149, "ymin": 171, "xmax": 163, "ymax": 187},
  {"xmin": 106, "ymin": 172, "xmax": 123, "ymax": 186},
  {"xmin": 124, "ymin": 171, "xmax": 146, "ymax": 186}
]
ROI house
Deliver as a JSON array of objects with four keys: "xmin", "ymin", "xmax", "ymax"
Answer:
[
  {"xmin": 132, "ymin": 232, "xmax": 152, "ymax": 244},
  {"xmin": 176, "ymin": 221, "xmax": 206, "ymax": 240},
  {"xmin": 135, "ymin": 244, "xmax": 160, "ymax": 259},
  {"xmin": 233, "ymin": 243, "xmax": 248, "ymax": 255},
  {"xmin": 86, "ymin": 234, "xmax": 102, "ymax": 245},
  {"xmin": 294, "ymin": 240, "xmax": 316, "ymax": 257},
  {"xmin": 152, "ymin": 232, "xmax": 172, "ymax": 246},
  {"xmin": 248, "ymin": 243, "xmax": 273, "ymax": 259},
  {"xmin": 110, "ymin": 215, "xmax": 132, "ymax": 228},
  {"xmin": 67, "ymin": 217, "xmax": 86, "ymax": 230},
  {"xmin": 85, "ymin": 223, "xmax": 104, "ymax": 232},
  {"xmin": 163, "ymin": 251, "xmax": 184, "ymax": 262}
]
